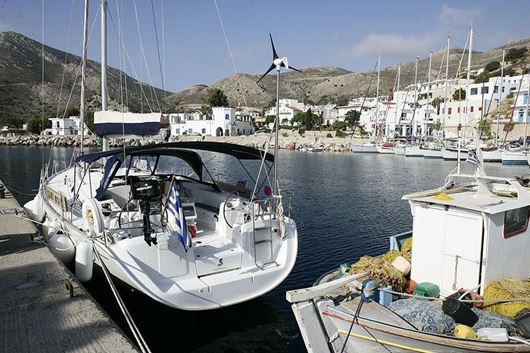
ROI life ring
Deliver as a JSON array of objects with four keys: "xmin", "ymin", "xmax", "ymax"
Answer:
[{"xmin": 82, "ymin": 198, "xmax": 105, "ymax": 235}]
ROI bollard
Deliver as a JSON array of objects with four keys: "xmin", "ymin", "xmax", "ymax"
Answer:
[{"xmin": 0, "ymin": 184, "xmax": 5, "ymax": 199}]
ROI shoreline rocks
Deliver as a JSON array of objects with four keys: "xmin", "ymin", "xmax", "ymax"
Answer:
[{"xmin": 0, "ymin": 131, "xmax": 370, "ymax": 152}]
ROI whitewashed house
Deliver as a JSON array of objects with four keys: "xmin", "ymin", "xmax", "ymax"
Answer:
[
  {"xmin": 512, "ymin": 82, "xmax": 530, "ymax": 123},
  {"xmin": 170, "ymin": 107, "xmax": 253, "ymax": 137},
  {"xmin": 48, "ymin": 116, "xmax": 88, "ymax": 135}
]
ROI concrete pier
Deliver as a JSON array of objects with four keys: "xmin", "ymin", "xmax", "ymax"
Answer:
[{"xmin": 0, "ymin": 179, "xmax": 138, "ymax": 353}]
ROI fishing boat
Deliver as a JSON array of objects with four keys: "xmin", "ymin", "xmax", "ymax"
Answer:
[
  {"xmin": 23, "ymin": 1, "xmax": 298, "ymax": 311},
  {"xmin": 287, "ymin": 166, "xmax": 530, "ymax": 352}
]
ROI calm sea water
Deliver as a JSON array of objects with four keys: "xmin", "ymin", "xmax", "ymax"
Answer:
[{"xmin": 1, "ymin": 145, "xmax": 529, "ymax": 353}]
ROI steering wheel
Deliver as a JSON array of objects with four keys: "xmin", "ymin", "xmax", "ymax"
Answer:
[{"xmin": 222, "ymin": 189, "xmax": 246, "ymax": 228}]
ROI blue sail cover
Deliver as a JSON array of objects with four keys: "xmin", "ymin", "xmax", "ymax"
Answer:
[{"xmin": 94, "ymin": 111, "xmax": 161, "ymax": 137}]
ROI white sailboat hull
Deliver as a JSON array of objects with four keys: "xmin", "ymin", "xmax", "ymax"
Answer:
[
  {"xmin": 482, "ymin": 149, "xmax": 502, "ymax": 162},
  {"xmin": 393, "ymin": 146, "xmax": 406, "ymax": 155},
  {"xmin": 421, "ymin": 148, "xmax": 442, "ymax": 159},
  {"xmin": 376, "ymin": 146, "xmax": 395, "ymax": 154},
  {"xmin": 441, "ymin": 148, "xmax": 468, "ymax": 161},
  {"xmin": 350, "ymin": 144, "xmax": 378, "ymax": 153},
  {"xmin": 404, "ymin": 145, "xmax": 423, "ymax": 157},
  {"xmin": 502, "ymin": 150, "xmax": 527, "ymax": 165}
]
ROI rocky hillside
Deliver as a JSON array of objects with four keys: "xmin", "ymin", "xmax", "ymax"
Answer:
[
  {"xmin": 197, "ymin": 37, "xmax": 530, "ymax": 109},
  {"xmin": 0, "ymin": 31, "xmax": 170, "ymax": 126},
  {"xmin": 1, "ymin": 31, "xmax": 529, "ymax": 127}
]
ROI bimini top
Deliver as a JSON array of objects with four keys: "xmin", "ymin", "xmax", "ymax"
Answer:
[{"xmin": 75, "ymin": 141, "xmax": 274, "ymax": 164}]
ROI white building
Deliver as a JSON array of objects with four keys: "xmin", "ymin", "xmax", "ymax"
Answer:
[
  {"xmin": 264, "ymin": 99, "xmax": 306, "ymax": 125},
  {"xmin": 442, "ymin": 75, "xmax": 528, "ymax": 129},
  {"xmin": 48, "ymin": 116, "xmax": 87, "ymax": 135},
  {"xmin": 170, "ymin": 107, "xmax": 254, "ymax": 137},
  {"xmin": 512, "ymin": 82, "xmax": 530, "ymax": 123}
]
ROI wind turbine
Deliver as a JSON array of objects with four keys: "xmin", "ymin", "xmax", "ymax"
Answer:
[{"xmin": 257, "ymin": 33, "xmax": 302, "ymax": 206}]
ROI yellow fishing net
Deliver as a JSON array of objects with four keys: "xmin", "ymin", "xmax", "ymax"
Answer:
[
  {"xmin": 483, "ymin": 278, "xmax": 530, "ymax": 318},
  {"xmin": 432, "ymin": 193, "xmax": 454, "ymax": 201},
  {"xmin": 348, "ymin": 238, "xmax": 412, "ymax": 291}
]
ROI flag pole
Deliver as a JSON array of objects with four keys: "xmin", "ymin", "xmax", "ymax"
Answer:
[{"xmin": 161, "ymin": 176, "xmax": 176, "ymax": 225}]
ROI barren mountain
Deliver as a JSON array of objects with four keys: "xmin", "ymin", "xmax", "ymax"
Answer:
[{"xmin": 0, "ymin": 31, "xmax": 170, "ymax": 126}]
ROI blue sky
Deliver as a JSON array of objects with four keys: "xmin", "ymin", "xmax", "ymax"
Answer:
[{"xmin": 1, "ymin": 0, "xmax": 529, "ymax": 92}]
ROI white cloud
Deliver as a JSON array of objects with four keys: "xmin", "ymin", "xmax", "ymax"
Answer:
[
  {"xmin": 345, "ymin": 32, "xmax": 444, "ymax": 59},
  {"xmin": 438, "ymin": 5, "xmax": 483, "ymax": 25}
]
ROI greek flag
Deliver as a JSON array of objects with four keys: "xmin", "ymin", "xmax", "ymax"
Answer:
[
  {"xmin": 466, "ymin": 150, "xmax": 480, "ymax": 166},
  {"xmin": 167, "ymin": 181, "xmax": 192, "ymax": 251}
]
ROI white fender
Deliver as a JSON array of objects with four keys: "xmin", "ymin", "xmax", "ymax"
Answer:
[
  {"xmin": 43, "ymin": 219, "xmax": 62, "ymax": 240},
  {"xmin": 75, "ymin": 241, "xmax": 94, "ymax": 282},
  {"xmin": 82, "ymin": 198, "xmax": 105, "ymax": 235},
  {"xmin": 23, "ymin": 192, "xmax": 44, "ymax": 222},
  {"xmin": 48, "ymin": 230, "xmax": 75, "ymax": 263}
]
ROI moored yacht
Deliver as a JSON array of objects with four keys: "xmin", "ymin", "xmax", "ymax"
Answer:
[{"xmin": 26, "ymin": 141, "xmax": 298, "ymax": 310}]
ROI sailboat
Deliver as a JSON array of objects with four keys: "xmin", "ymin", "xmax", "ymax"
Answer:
[
  {"xmin": 503, "ymin": 71, "xmax": 530, "ymax": 165},
  {"xmin": 351, "ymin": 56, "xmax": 381, "ymax": 154},
  {"xmin": 24, "ymin": 0, "xmax": 298, "ymax": 311}
]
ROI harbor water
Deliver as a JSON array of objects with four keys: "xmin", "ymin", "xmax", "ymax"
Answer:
[{"xmin": 1, "ymin": 145, "xmax": 528, "ymax": 353}]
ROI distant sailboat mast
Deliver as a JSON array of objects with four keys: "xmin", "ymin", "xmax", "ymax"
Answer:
[
  {"xmin": 426, "ymin": 51, "xmax": 432, "ymax": 137},
  {"xmin": 80, "ymin": 0, "xmax": 89, "ymax": 155},
  {"xmin": 464, "ymin": 27, "xmax": 473, "ymax": 139},
  {"xmin": 373, "ymin": 55, "xmax": 381, "ymax": 141},
  {"xmin": 496, "ymin": 49, "xmax": 505, "ymax": 145},
  {"xmin": 395, "ymin": 64, "xmax": 401, "ymax": 137},
  {"xmin": 442, "ymin": 35, "xmax": 451, "ymax": 138}
]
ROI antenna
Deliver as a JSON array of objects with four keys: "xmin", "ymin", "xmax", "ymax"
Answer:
[{"xmin": 257, "ymin": 33, "xmax": 302, "ymax": 210}]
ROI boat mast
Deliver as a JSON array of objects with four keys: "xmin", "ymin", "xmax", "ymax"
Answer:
[
  {"xmin": 442, "ymin": 35, "xmax": 451, "ymax": 138},
  {"xmin": 426, "ymin": 51, "xmax": 432, "ymax": 137},
  {"xmin": 80, "ymin": 0, "xmax": 89, "ymax": 155},
  {"xmin": 374, "ymin": 55, "xmax": 380, "ymax": 141},
  {"xmin": 464, "ymin": 26, "xmax": 473, "ymax": 140},
  {"xmin": 411, "ymin": 56, "xmax": 419, "ymax": 139},
  {"xmin": 521, "ymin": 66, "xmax": 530, "ymax": 150},
  {"xmin": 496, "ymin": 49, "xmax": 505, "ymax": 145},
  {"xmin": 101, "ymin": 0, "xmax": 109, "ymax": 151},
  {"xmin": 395, "ymin": 64, "xmax": 400, "ymax": 137},
  {"xmin": 273, "ymin": 65, "xmax": 280, "ymax": 205}
]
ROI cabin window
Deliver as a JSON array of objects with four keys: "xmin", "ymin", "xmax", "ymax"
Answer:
[{"xmin": 504, "ymin": 206, "xmax": 530, "ymax": 238}]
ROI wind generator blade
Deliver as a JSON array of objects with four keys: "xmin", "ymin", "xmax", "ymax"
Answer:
[
  {"xmin": 288, "ymin": 65, "xmax": 303, "ymax": 73},
  {"xmin": 269, "ymin": 33, "xmax": 279, "ymax": 60},
  {"xmin": 256, "ymin": 63, "xmax": 276, "ymax": 84}
]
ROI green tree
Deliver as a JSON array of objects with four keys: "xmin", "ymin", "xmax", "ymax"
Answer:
[
  {"xmin": 506, "ymin": 47, "xmax": 528, "ymax": 62},
  {"xmin": 452, "ymin": 88, "xmax": 466, "ymax": 101},
  {"xmin": 344, "ymin": 110, "xmax": 360, "ymax": 127},
  {"xmin": 292, "ymin": 109, "xmax": 322, "ymax": 130},
  {"xmin": 200, "ymin": 104, "xmax": 212, "ymax": 119},
  {"xmin": 484, "ymin": 61, "xmax": 501, "ymax": 72},
  {"xmin": 27, "ymin": 117, "xmax": 51, "ymax": 134},
  {"xmin": 205, "ymin": 88, "xmax": 229, "ymax": 107}
]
